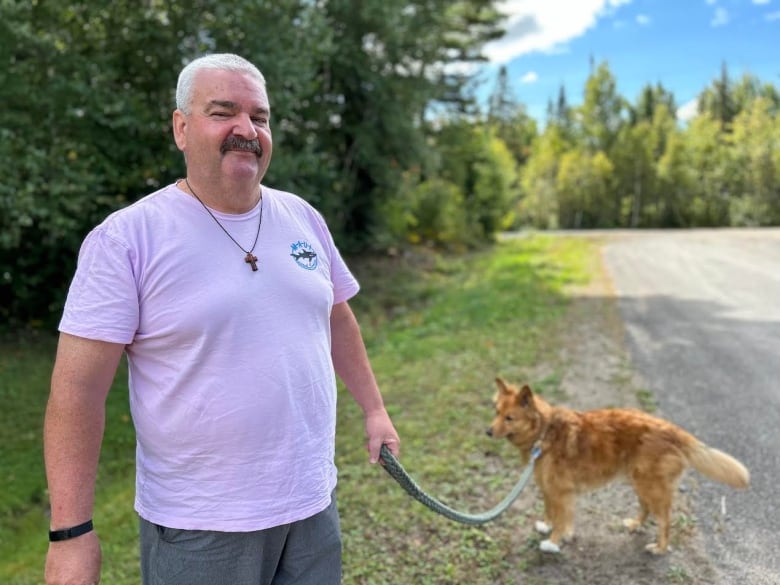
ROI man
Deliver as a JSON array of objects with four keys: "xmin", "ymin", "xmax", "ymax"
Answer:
[{"xmin": 44, "ymin": 53, "xmax": 400, "ymax": 585}]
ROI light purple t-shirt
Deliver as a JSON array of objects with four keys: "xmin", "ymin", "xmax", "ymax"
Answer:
[{"xmin": 60, "ymin": 183, "xmax": 359, "ymax": 531}]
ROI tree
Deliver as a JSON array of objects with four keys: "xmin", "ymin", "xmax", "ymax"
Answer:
[
  {"xmin": 518, "ymin": 124, "xmax": 569, "ymax": 229},
  {"xmin": 613, "ymin": 122, "xmax": 655, "ymax": 227},
  {"xmin": 683, "ymin": 114, "xmax": 732, "ymax": 225},
  {"xmin": 0, "ymin": 0, "xmax": 187, "ymax": 326},
  {"xmin": 486, "ymin": 66, "xmax": 538, "ymax": 166},
  {"xmin": 578, "ymin": 61, "xmax": 626, "ymax": 155},
  {"xmin": 317, "ymin": 0, "xmax": 505, "ymax": 248},
  {"xmin": 555, "ymin": 149, "xmax": 614, "ymax": 228},
  {"xmin": 657, "ymin": 130, "xmax": 695, "ymax": 227},
  {"xmin": 698, "ymin": 62, "xmax": 737, "ymax": 131},
  {"xmin": 613, "ymin": 101, "xmax": 676, "ymax": 227},
  {"xmin": 729, "ymin": 97, "xmax": 780, "ymax": 225},
  {"xmin": 545, "ymin": 85, "xmax": 574, "ymax": 140},
  {"xmin": 472, "ymin": 132, "xmax": 519, "ymax": 238},
  {"xmin": 434, "ymin": 120, "xmax": 517, "ymax": 243},
  {"xmin": 631, "ymin": 82, "xmax": 677, "ymax": 125}
]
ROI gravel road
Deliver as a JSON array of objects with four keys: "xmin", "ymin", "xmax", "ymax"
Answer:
[{"xmin": 603, "ymin": 228, "xmax": 780, "ymax": 585}]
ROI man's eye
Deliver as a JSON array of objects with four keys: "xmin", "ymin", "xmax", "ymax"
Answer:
[{"xmin": 252, "ymin": 117, "xmax": 268, "ymax": 125}]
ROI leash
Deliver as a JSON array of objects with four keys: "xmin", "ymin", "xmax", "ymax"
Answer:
[{"xmin": 378, "ymin": 443, "xmax": 541, "ymax": 525}]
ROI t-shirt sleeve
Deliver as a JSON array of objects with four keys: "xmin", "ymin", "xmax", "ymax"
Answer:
[
  {"xmin": 312, "ymin": 211, "xmax": 359, "ymax": 304},
  {"xmin": 59, "ymin": 226, "xmax": 139, "ymax": 344},
  {"xmin": 330, "ymin": 245, "xmax": 360, "ymax": 304}
]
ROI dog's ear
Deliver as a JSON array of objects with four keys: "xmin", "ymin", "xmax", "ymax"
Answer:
[
  {"xmin": 495, "ymin": 377, "xmax": 512, "ymax": 395},
  {"xmin": 519, "ymin": 385, "xmax": 534, "ymax": 408}
]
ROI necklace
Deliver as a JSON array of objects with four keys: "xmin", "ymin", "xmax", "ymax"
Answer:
[{"xmin": 185, "ymin": 178, "xmax": 263, "ymax": 271}]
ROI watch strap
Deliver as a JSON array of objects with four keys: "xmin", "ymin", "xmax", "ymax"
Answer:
[{"xmin": 49, "ymin": 519, "xmax": 94, "ymax": 542}]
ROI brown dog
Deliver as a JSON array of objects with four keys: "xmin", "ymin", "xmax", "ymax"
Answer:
[{"xmin": 486, "ymin": 378, "xmax": 749, "ymax": 554}]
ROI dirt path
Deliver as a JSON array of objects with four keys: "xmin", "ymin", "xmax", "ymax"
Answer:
[{"xmin": 510, "ymin": 238, "xmax": 721, "ymax": 585}]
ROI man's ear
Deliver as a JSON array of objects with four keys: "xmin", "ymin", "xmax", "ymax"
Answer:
[
  {"xmin": 172, "ymin": 109, "xmax": 187, "ymax": 151},
  {"xmin": 519, "ymin": 385, "xmax": 534, "ymax": 408}
]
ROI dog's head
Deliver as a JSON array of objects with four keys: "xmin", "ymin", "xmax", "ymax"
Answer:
[{"xmin": 486, "ymin": 377, "xmax": 543, "ymax": 448}]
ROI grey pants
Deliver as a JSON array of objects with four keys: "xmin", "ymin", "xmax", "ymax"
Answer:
[{"xmin": 139, "ymin": 495, "xmax": 342, "ymax": 585}]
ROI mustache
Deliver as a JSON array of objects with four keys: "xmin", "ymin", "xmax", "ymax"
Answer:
[{"xmin": 220, "ymin": 136, "xmax": 263, "ymax": 156}]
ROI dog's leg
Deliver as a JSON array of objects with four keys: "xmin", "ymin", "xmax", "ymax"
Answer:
[
  {"xmin": 633, "ymin": 468, "xmax": 680, "ymax": 554},
  {"xmin": 623, "ymin": 499, "xmax": 649, "ymax": 532},
  {"xmin": 539, "ymin": 492, "xmax": 575, "ymax": 554},
  {"xmin": 535, "ymin": 494, "xmax": 553, "ymax": 535},
  {"xmin": 644, "ymin": 489, "xmax": 673, "ymax": 555}
]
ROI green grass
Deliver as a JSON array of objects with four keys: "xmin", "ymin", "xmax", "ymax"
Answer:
[{"xmin": 0, "ymin": 235, "xmax": 596, "ymax": 584}]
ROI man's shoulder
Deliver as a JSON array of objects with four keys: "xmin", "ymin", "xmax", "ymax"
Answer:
[
  {"xmin": 263, "ymin": 185, "xmax": 324, "ymax": 219},
  {"xmin": 263, "ymin": 185, "xmax": 310, "ymax": 206},
  {"xmin": 98, "ymin": 184, "xmax": 182, "ymax": 224}
]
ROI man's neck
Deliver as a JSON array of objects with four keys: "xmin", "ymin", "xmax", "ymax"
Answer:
[{"xmin": 183, "ymin": 176, "xmax": 261, "ymax": 214}]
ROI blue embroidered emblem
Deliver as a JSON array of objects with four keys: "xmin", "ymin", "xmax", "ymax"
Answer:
[{"xmin": 290, "ymin": 240, "xmax": 318, "ymax": 270}]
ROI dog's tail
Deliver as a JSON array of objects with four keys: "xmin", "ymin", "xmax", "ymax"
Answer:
[{"xmin": 685, "ymin": 442, "xmax": 750, "ymax": 489}]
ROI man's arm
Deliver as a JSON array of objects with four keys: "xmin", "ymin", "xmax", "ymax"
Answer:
[
  {"xmin": 330, "ymin": 301, "xmax": 400, "ymax": 463},
  {"xmin": 44, "ymin": 333, "xmax": 125, "ymax": 585}
]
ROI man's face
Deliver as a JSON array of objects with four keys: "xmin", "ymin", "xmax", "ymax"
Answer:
[{"xmin": 173, "ymin": 68, "xmax": 273, "ymax": 187}]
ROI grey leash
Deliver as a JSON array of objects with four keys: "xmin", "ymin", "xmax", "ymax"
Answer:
[{"xmin": 378, "ymin": 444, "xmax": 541, "ymax": 525}]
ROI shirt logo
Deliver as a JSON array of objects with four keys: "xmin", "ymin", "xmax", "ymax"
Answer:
[{"xmin": 290, "ymin": 240, "xmax": 318, "ymax": 270}]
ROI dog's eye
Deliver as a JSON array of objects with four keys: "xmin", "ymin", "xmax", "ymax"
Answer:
[{"xmin": 504, "ymin": 415, "xmax": 514, "ymax": 422}]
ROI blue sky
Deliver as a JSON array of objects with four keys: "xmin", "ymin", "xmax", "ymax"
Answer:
[{"xmin": 475, "ymin": 0, "xmax": 780, "ymax": 123}]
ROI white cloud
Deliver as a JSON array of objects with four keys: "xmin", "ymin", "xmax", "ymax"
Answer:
[
  {"xmin": 520, "ymin": 71, "xmax": 539, "ymax": 83},
  {"xmin": 636, "ymin": 14, "xmax": 651, "ymax": 25},
  {"xmin": 766, "ymin": 10, "xmax": 780, "ymax": 20},
  {"xmin": 706, "ymin": 0, "xmax": 717, "ymax": 5},
  {"xmin": 483, "ymin": 0, "xmax": 634, "ymax": 63},
  {"xmin": 752, "ymin": 0, "xmax": 770, "ymax": 6},
  {"xmin": 677, "ymin": 98, "xmax": 699, "ymax": 122},
  {"xmin": 711, "ymin": 7, "xmax": 730, "ymax": 26}
]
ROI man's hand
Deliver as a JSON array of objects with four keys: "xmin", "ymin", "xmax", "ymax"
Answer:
[
  {"xmin": 365, "ymin": 408, "xmax": 400, "ymax": 464},
  {"xmin": 45, "ymin": 531, "xmax": 101, "ymax": 585}
]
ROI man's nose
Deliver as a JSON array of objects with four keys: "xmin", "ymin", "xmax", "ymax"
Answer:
[{"xmin": 234, "ymin": 113, "xmax": 258, "ymax": 138}]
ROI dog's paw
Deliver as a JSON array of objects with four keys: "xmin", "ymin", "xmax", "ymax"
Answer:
[
  {"xmin": 535, "ymin": 521, "xmax": 552, "ymax": 535},
  {"xmin": 539, "ymin": 539, "xmax": 561, "ymax": 554},
  {"xmin": 622, "ymin": 518, "xmax": 642, "ymax": 532},
  {"xmin": 645, "ymin": 542, "xmax": 670, "ymax": 555}
]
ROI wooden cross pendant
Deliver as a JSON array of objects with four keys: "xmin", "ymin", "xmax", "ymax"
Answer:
[{"xmin": 244, "ymin": 252, "xmax": 259, "ymax": 271}]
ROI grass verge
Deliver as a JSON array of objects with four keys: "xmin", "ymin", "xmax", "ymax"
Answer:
[{"xmin": 1, "ymin": 234, "xmax": 595, "ymax": 584}]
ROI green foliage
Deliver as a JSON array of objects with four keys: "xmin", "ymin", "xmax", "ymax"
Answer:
[
  {"xmin": 487, "ymin": 66, "xmax": 538, "ymax": 167},
  {"xmin": 556, "ymin": 149, "xmax": 615, "ymax": 229},
  {"xmin": 0, "ymin": 334, "xmax": 135, "ymax": 580},
  {"xmin": 472, "ymin": 134, "xmax": 519, "ymax": 235},
  {"xmin": 631, "ymin": 82, "xmax": 677, "ymax": 125},
  {"xmin": 302, "ymin": 0, "xmax": 504, "ymax": 247},
  {"xmin": 517, "ymin": 124, "xmax": 568, "ymax": 229},
  {"xmin": 409, "ymin": 178, "xmax": 469, "ymax": 247},
  {"xmin": 518, "ymin": 60, "xmax": 780, "ymax": 233},
  {"xmin": 580, "ymin": 61, "xmax": 627, "ymax": 154},
  {"xmin": 431, "ymin": 121, "xmax": 519, "ymax": 244},
  {"xmin": 728, "ymin": 97, "xmax": 780, "ymax": 225},
  {"xmin": 0, "ymin": 1, "xmax": 188, "ymax": 327}
]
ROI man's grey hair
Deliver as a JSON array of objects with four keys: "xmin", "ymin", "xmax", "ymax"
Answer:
[{"xmin": 176, "ymin": 53, "xmax": 266, "ymax": 115}]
